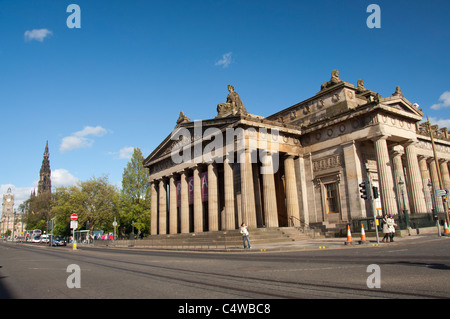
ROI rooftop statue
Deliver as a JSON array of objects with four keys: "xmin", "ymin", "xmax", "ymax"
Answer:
[
  {"xmin": 217, "ymin": 85, "xmax": 248, "ymax": 117},
  {"xmin": 176, "ymin": 111, "xmax": 191, "ymax": 126},
  {"xmin": 392, "ymin": 86, "xmax": 404, "ymax": 97},
  {"xmin": 320, "ymin": 69, "xmax": 343, "ymax": 91},
  {"xmin": 356, "ymin": 79, "xmax": 368, "ymax": 94}
]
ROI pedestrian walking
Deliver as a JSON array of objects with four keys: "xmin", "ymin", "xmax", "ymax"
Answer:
[
  {"xmin": 382, "ymin": 215, "xmax": 390, "ymax": 242},
  {"xmin": 386, "ymin": 214, "xmax": 397, "ymax": 242},
  {"xmin": 240, "ymin": 223, "xmax": 251, "ymax": 249}
]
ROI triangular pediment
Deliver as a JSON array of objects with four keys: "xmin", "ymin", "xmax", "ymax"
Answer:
[
  {"xmin": 381, "ymin": 95, "xmax": 423, "ymax": 119},
  {"xmin": 143, "ymin": 116, "xmax": 243, "ymax": 168}
]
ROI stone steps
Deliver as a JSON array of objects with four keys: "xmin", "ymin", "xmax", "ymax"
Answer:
[{"xmin": 94, "ymin": 227, "xmax": 319, "ymax": 249}]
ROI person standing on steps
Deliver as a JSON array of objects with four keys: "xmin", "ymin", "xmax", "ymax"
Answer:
[{"xmin": 240, "ymin": 223, "xmax": 251, "ymax": 249}]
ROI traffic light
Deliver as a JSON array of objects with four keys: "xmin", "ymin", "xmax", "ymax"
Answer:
[
  {"xmin": 359, "ymin": 181, "xmax": 368, "ymax": 200},
  {"xmin": 372, "ymin": 186, "xmax": 379, "ymax": 199}
]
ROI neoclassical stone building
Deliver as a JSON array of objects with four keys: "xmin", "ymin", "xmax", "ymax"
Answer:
[{"xmin": 144, "ymin": 71, "xmax": 450, "ymax": 235}]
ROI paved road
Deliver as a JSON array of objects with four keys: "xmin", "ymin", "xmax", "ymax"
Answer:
[{"xmin": 0, "ymin": 235, "xmax": 449, "ymax": 300}]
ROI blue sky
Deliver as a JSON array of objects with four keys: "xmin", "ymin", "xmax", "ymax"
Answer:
[{"xmin": 1, "ymin": 0, "xmax": 450, "ymax": 209}]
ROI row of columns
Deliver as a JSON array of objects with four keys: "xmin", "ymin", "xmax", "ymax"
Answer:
[
  {"xmin": 150, "ymin": 151, "xmax": 302, "ymax": 235},
  {"xmin": 418, "ymin": 156, "xmax": 450, "ymax": 213},
  {"xmin": 374, "ymin": 135, "xmax": 450, "ymax": 217}
]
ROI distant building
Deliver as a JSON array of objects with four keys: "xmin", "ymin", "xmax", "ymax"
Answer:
[
  {"xmin": 0, "ymin": 188, "xmax": 24, "ymax": 238},
  {"xmin": 144, "ymin": 71, "xmax": 450, "ymax": 235}
]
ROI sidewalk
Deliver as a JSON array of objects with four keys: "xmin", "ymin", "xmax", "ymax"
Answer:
[
  {"xmin": 87, "ymin": 232, "xmax": 447, "ymax": 253},
  {"xmin": 245, "ymin": 233, "xmax": 447, "ymax": 253}
]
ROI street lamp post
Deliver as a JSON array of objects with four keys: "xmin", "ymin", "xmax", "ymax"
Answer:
[{"xmin": 428, "ymin": 179, "xmax": 441, "ymax": 237}]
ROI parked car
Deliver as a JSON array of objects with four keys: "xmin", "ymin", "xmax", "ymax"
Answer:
[
  {"xmin": 40, "ymin": 234, "xmax": 49, "ymax": 244},
  {"xmin": 51, "ymin": 235, "xmax": 67, "ymax": 246}
]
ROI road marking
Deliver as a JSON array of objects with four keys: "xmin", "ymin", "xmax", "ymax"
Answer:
[{"xmin": 386, "ymin": 249, "xmax": 408, "ymax": 253}]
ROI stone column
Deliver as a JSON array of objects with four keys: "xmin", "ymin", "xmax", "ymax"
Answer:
[
  {"xmin": 372, "ymin": 135, "xmax": 398, "ymax": 216},
  {"xmin": 158, "ymin": 179, "xmax": 167, "ymax": 234},
  {"xmin": 429, "ymin": 159, "xmax": 444, "ymax": 212},
  {"xmin": 239, "ymin": 148, "xmax": 257, "ymax": 228},
  {"xmin": 180, "ymin": 170, "xmax": 189, "ymax": 233},
  {"xmin": 342, "ymin": 141, "xmax": 365, "ymax": 219},
  {"xmin": 418, "ymin": 156, "xmax": 433, "ymax": 212},
  {"xmin": 284, "ymin": 155, "xmax": 301, "ymax": 226},
  {"xmin": 440, "ymin": 160, "xmax": 450, "ymax": 190},
  {"xmin": 404, "ymin": 141, "xmax": 427, "ymax": 214},
  {"xmin": 391, "ymin": 148, "xmax": 410, "ymax": 214},
  {"xmin": 193, "ymin": 166, "xmax": 203, "ymax": 232},
  {"xmin": 224, "ymin": 156, "xmax": 235, "ymax": 230},
  {"xmin": 296, "ymin": 156, "xmax": 310, "ymax": 226},
  {"xmin": 150, "ymin": 181, "xmax": 158, "ymax": 235},
  {"xmin": 208, "ymin": 163, "xmax": 219, "ymax": 232},
  {"xmin": 169, "ymin": 175, "xmax": 178, "ymax": 234},
  {"xmin": 261, "ymin": 152, "xmax": 278, "ymax": 228}
]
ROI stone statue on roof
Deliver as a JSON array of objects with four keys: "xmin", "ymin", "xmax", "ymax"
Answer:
[
  {"xmin": 392, "ymin": 86, "xmax": 403, "ymax": 97},
  {"xmin": 356, "ymin": 79, "xmax": 368, "ymax": 94},
  {"xmin": 217, "ymin": 85, "xmax": 248, "ymax": 118},
  {"xmin": 176, "ymin": 111, "xmax": 191, "ymax": 126},
  {"xmin": 320, "ymin": 69, "xmax": 343, "ymax": 91}
]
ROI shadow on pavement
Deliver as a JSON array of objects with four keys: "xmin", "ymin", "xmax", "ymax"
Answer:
[{"xmin": 0, "ymin": 266, "xmax": 14, "ymax": 299}]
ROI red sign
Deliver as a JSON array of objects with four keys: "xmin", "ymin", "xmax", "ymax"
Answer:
[{"xmin": 70, "ymin": 213, "xmax": 78, "ymax": 221}]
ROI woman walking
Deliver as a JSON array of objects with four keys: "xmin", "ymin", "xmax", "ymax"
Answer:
[
  {"xmin": 382, "ymin": 215, "xmax": 390, "ymax": 242},
  {"xmin": 386, "ymin": 214, "xmax": 397, "ymax": 242}
]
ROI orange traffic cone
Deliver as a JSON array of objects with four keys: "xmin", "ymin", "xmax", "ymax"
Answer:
[
  {"xmin": 443, "ymin": 220, "xmax": 450, "ymax": 236},
  {"xmin": 345, "ymin": 225, "xmax": 353, "ymax": 245},
  {"xmin": 359, "ymin": 224, "xmax": 368, "ymax": 244}
]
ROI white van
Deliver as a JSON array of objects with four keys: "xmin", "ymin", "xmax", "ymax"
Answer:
[{"xmin": 40, "ymin": 234, "xmax": 49, "ymax": 244}]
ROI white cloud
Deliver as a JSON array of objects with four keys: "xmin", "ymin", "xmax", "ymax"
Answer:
[
  {"xmin": 109, "ymin": 146, "xmax": 135, "ymax": 160},
  {"xmin": 119, "ymin": 147, "xmax": 135, "ymax": 159},
  {"xmin": 430, "ymin": 91, "xmax": 450, "ymax": 110},
  {"xmin": 51, "ymin": 169, "xmax": 80, "ymax": 188},
  {"xmin": 24, "ymin": 28, "xmax": 53, "ymax": 42},
  {"xmin": 428, "ymin": 117, "xmax": 450, "ymax": 129},
  {"xmin": 60, "ymin": 126, "xmax": 109, "ymax": 152},
  {"xmin": 215, "ymin": 52, "xmax": 233, "ymax": 68}
]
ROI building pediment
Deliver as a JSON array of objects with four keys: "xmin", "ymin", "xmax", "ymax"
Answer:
[
  {"xmin": 380, "ymin": 95, "xmax": 423, "ymax": 119},
  {"xmin": 144, "ymin": 116, "xmax": 244, "ymax": 169}
]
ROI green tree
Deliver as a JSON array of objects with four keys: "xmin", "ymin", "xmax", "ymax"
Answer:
[
  {"xmin": 22, "ymin": 191, "xmax": 53, "ymax": 232},
  {"xmin": 119, "ymin": 148, "xmax": 151, "ymax": 237},
  {"xmin": 52, "ymin": 175, "xmax": 120, "ymax": 236}
]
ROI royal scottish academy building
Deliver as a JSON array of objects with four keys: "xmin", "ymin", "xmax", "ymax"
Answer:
[{"xmin": 144, "ymin": 71, "xmax": 450, "ymax": 235}]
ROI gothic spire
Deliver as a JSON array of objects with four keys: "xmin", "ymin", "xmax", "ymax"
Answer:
[{"xmin": 38, "ymin": 141, "xmax": 51, "ymax": 195}]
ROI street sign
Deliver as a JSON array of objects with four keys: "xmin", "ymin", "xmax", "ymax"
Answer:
[
  {"xmin": 436, "ymin": 189, "xmax": 449, "ymax": 197},
  {"xmin": 70, "ymin": 220, "xmax": 78, "ymax": 229},
  {"xmin": 70, "ymin": 213, "xmax": 78, "ymax": 221}
]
